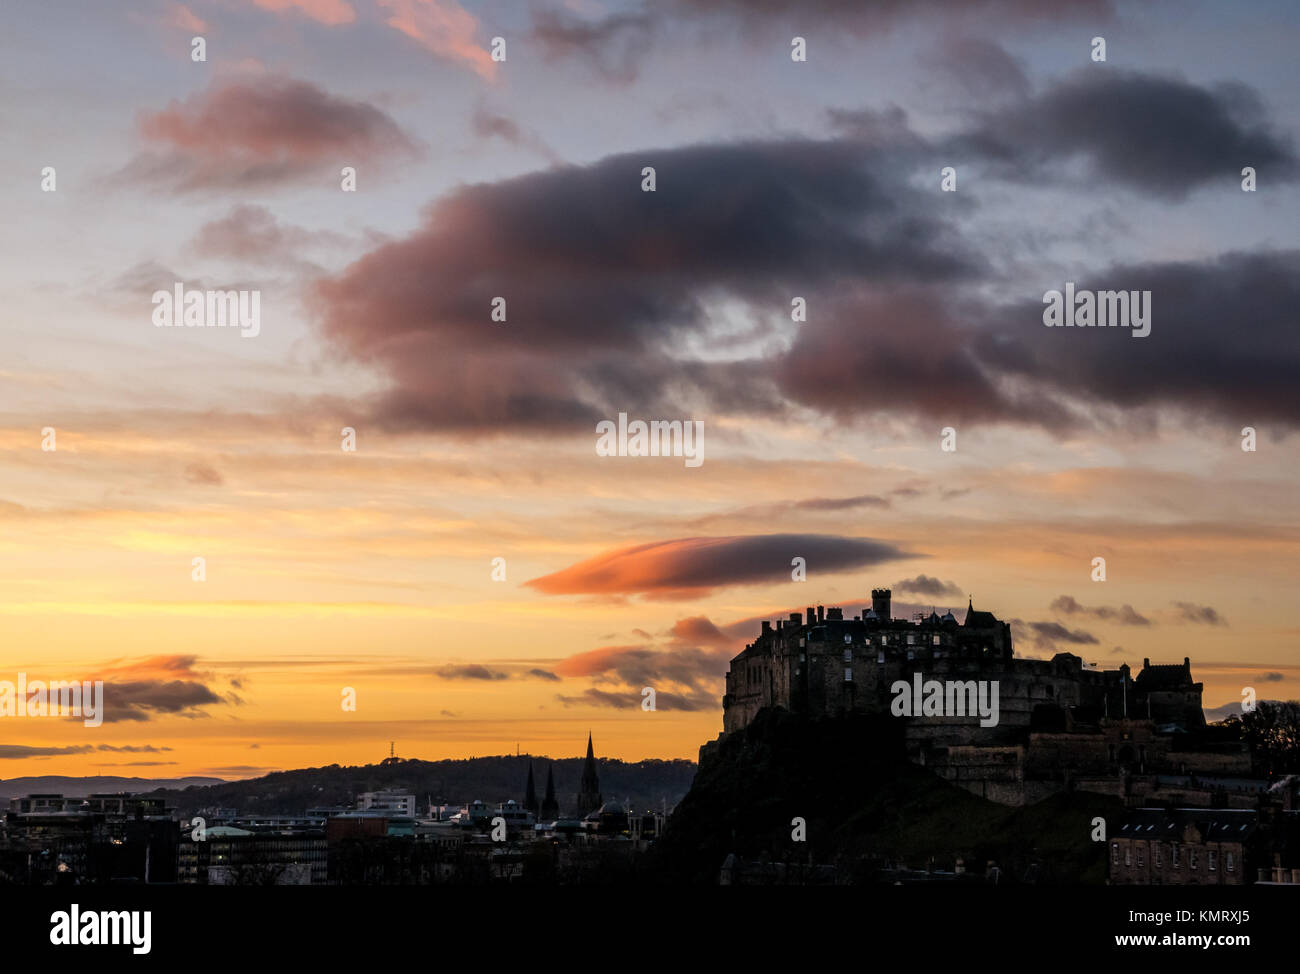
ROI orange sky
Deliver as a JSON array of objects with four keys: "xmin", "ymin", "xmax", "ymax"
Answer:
[{"xmin": 2, "ymin": 0, "xmax": 1298, "ymax": 781}]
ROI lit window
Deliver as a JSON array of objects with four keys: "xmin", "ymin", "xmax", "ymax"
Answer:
[
  {"xmin": 1111, "ymin": 843, "xmax": 1118, "ymax": 864},
  {"xmin": 932, "ymin": 635, "xmax": 940, "ymax": 646},
  {"xmin": 844, "ymin": 668, "xmax": 852, "ymax": 682}
]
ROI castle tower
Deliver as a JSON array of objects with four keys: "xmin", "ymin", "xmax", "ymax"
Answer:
[
  {"xmin": 523, "ymin": 761, "xmax": 538, "ymax": 816},
  {"xmin": 576, "ymin": 732, "xmax": 602, "ymax": 816},
  {"xmin": 871, "ymin": 588, "xmax": 892, "ymax": 620},
  {"xmin": 541, "ymin": 764, "xmax": 559, "ymax": 820}
]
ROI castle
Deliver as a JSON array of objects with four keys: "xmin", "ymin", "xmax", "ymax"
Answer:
[{"xmin": 703, "ymin": 589, "xmax": 1247, "ymax": 805}]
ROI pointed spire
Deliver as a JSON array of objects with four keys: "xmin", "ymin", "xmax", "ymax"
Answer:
[
  {"xmin": 578, "ymin": 732, "xmax": 602, "ymax": 816},
  {"xmin": 524, "ymin": 761, "xmax": 538, "ymax": 815},
  {"xmin": 541, "ymin": 763, "xmax": 559, "ymax": 820}
]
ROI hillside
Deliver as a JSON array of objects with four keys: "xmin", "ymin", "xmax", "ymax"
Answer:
[
  {"xmin": 651, "ymin": 708, "xmax": 1122, "ymax": 884},
  {"xmin": 144, "ymin": 755, "xmax": 697, "ymax": 818},
  {"xmin": 0, "ymin": 775, "xmax": 224, "ymax": 800}
]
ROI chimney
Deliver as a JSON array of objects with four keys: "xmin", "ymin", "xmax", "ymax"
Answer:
[
  {"xmin": 817, "ymin": 605, "xmax": 825, "ymax": 623},
  {"xmin": 776, "ymin": 619, "xmax": 783, "ymax": 631},
  {"xmin": 806, "ymin": 607, "xmax": 815, "ymax": 625},
  {"xmin": 762, "ymin": 621, "xmax": 771, "ymax": 634},
  {"xmin": 789, "ymin": 612, "xmax": 801, "ymax": 626},
  {"xmin": 1143, "ymin": 658, "xmax": 1150, "ymax": 669},
  {"xmin": 827, "ymin": 607, "xmax": 843, "ymax": 621},
  {"xmin": 871, "ymin": 588, "xmax": 892, "ymax": 620}
]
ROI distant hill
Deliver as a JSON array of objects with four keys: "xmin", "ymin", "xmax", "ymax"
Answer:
[
  {"xmin": 651, "ymin": 708, "xmax": 1121, "ymax": 884},
  {"xmin": 0, "ymin": 775, "xmax": 225, "ymax": 800},
  {"xmin": 142, "ymin": 755, "xmax": 697, "ymax": 818}
]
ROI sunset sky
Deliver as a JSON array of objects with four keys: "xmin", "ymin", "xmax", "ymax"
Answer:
[{"xmin": 1, "ymin": 0, "xmax": 1298, "ymax": 781}]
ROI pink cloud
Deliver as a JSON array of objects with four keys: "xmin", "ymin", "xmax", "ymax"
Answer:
[
  {"xmin": 249, "ymin": 0, "xmax": 357, "ymax": 26},
  {"xmin": 124, "ymin": 76, "xmax": 419, "ymax": 191},
  {"xmin": 378, "ymin": 0, "xmax": 496, "ymax": 78}
]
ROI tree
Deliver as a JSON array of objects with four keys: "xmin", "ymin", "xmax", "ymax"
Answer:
[{"xmin": 1240, "ymin": 701, "xmax": 1300, "ymax": 774}]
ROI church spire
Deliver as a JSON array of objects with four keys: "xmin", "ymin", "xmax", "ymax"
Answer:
[
  {"xmin": 524, "ymin": 761, "xmax": 538, "ymax": 816},
  {"xmin": 541, "ymin": 763, "xmax": 559, "ymax": 820},
  {"xmin": 577, "ymin": 732, "xmax": 602, "ymax": 817}
]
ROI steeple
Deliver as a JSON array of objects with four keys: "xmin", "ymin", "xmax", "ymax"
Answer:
[
  {"xmin": 576, "ymin": 732, "xmax": 602, "ymax": 816},
  {"xmin": 523, "ymin": 761, "xmax": 538, "ymax": 816},
  {"xmin": 541, "ymin": 763, "xmax": 559, "ymax": 820}
]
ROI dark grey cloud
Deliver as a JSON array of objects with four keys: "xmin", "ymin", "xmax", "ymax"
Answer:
[
  {"xmin": 314, "ymin": 136, "xmax": 980, "ymax": 432},
  {"xmin": 1051, "ymin": 595, "xmax": 1151, "ymax": 626},
  {"xmin": 956, "ymin": 71, "xmax": 1298, "ymax": 199},
  {"xmin": 525, "ymin": 534, "xmax": 915, "ymax": 597},
  {"xmin": 0, "ymin": 744, "xmax": 95, "ymax": 758},
  {"xmin": 470, "ymin": 108, "xmax": 559, "ymax": 163},
  {"xmin": 973, "ymin": 250, "xmax": 1300, "ymax": 429},
  {"xmin": 1013, "ymin": 619, "xmax": 1100, "ymax": 651},
  {"xmin": 314, "ymin": 70, "xmax": 1300, "ymax": 436},
  {"xmin": 1172, "ymin": 602, "xmax": 1229, "ymax": 626},
  {"xmin": 100, "ymin": 679, "xmax": 226, "ymax": 723},
  {"xmin": 435, "ymin": 664, "xmax": 507, "ymax": 681},
  {"xmin": 894, "ymin": 574, "xmax": 964, "ymax": 598},
  {"xmin": 557, "ymin": 686, "xmax": 715, "ymax": 711},
  {"xmin": 926, "ymin": 36, "xmax": 1031, "ymax": 100},
  {"xmin": 530, "ymin": 9, "xmax": 655, "ymax": 84},
  {"xmin": 0, "ymin": 743, "xmax": 174, "ymax": 759}
]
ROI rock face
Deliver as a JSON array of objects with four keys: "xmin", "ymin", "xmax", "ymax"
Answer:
[{"xmin": 653, "ymin": 707, "xmax": 1119, "ymax": 885}]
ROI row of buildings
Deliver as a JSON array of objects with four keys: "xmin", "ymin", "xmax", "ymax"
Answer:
[{"xmin": 0, "ymin": 736, "xmax": 668, "ymax": 885}]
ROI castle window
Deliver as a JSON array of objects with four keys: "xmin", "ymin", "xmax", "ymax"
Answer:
[
  {"xmin": 1111, "ymin": 843, "xmax": 1118, "ymax": 865},
  {"xmin": 1189, "ymin": 849, "xmax": 1197, "ymax": 870},
  {"xmin": 1208, "ymin": 851, "xmax": 1216, "ymax": 872},
  {"xmin": 1124, "ymin": 848, "xmax": 1130, "ymax": 867},
  {"xmin": 877, "ymin": 651, "xmax": 885, "ymax": 663},
  {"xmin": 1154, "ymin": 847, "xmax": 1162, "ymax": 869},
  {"xmin": 1172, "ymin": 846, "xmax": 1180, "ymax": 868},
  {"xmin": 907, "ymin": 634, "xmax": 915, "ymax": 645},
  {"xmin": 844, "ymin": 668, "xmax": 852, "ymax": 682},
  {"xmin": 1226, "ymin": 852, "xmax": 1234, "ymax": 872},
  {"xmin": 881, "ymin": 635, "xmax": 888, "ymax": 646},
  {"xmin": 1137, "ymin": 848, "xmax": 1144, "ymax": 868},
  {"xmin": 843, "ymin": 649, "xmax": 852, "ymax": 662},
  {"xmin": 932, "ymin": 635, "xmax": 940, "ymax": 646}
]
